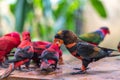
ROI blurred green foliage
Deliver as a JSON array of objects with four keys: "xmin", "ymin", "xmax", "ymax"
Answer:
[
  {"xmin": 8, "ymin": 0, "xmax": 107, "ymax": 41},
  {"xmin": 90, "ymin": 0, "xmax": 107, "ymax": 18}
]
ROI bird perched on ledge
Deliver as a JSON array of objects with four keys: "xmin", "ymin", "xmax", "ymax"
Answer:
[
  {"xmin": 0, "ymin": 31, "xmax": 33, "ymax": 79},
  {"xmin": 39, "ymin": 42, "xmax": 63, "ymax": 72},
  {"xmin": 79, "ymin": 26, "xmax": 110, "ymax": 45},
  {"xmin": 0, "ymin": 32, "xmax": 21, "ymax": 68},
  {"xmin": 0, "ymin": 31, "xmax": 64, "ymax": 79},
  {"xmin": 54, "ymin": 30, "xmax": 119, "ymax": 74}
]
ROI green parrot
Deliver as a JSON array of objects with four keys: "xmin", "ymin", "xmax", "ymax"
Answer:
[{"xmin": 79, "ymin": 27, "xmax": 110, "ymax": 45}]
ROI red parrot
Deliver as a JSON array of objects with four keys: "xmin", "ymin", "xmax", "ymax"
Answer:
[
  {"xmin": 0, "ymin": 31, "xmax": 52, "ymax": 79},
  {"xmin": 32, "ymin": 41, "xmax": 51, "ymax": 67},
  {"xmin": 7, "ymin": 32, "xmax": 52, "ymax": 70},
  {"xmin": 0, "ymin": 31, "xmax": 64, "ymax": 79},
  {"xmin": 39, "ymin": 42, "xmax": 63, "ymax": 72},
  {"xmin": 0, "ymin": 31, "xmax": 34, "ymax": 79},
  {"xmin": 9, "ymin": 31, "xmax": 34, "ymax": 68},
  {"xmin": 0, "ymin": 32, "xmax": 20, "ymax": 67}
]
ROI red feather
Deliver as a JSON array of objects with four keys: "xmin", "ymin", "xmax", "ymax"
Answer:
[{"xmin": 0, "ymin": 32, "xmax": 20, "ymax": 62}]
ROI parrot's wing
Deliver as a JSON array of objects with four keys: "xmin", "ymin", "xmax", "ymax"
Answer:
[
  {"xmin": 76, "ymin": 42, "xmax": 113, "ymax": 60},
  {"xmin": 0, "ymin": 39, "xmax": 10, "ymax": 50},
  {"xmin": 32, "ymin": 41, "xmax": 51, "ymax": 46},
  {"xmin": 76, "ymin": 42, "xmax": 100, "ymax": 58},
  {"xmin": 79, "ymin": 32, "xmax": 101, "ymax": 44}
]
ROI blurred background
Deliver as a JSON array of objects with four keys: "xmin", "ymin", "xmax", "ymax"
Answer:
[{"xmin": 0, "ymin": 0, "xmax": 120, "ymax": 49}]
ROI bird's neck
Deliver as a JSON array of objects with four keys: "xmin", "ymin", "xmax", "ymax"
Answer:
[
  {"xmin": 65, "ymin": 42, "xmax": 77, "ymax": 48},
  {"xmin": 49, "ymin": 44, "xmax": 59, "ymax": 51},
  {"xmin": 65, "ymin": 42, "xmax": 78, "ymax": 57}
]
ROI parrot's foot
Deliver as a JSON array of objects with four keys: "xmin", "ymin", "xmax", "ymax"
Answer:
[
  {"xmin": 73, "ymin": 67, "xmax": 90, "ymax": 70},
  {"xmin": 58, "ymin": 62, "xmax": 64, "ymax": 65},
  {"xmin": 58, "ymin": 57, "xmax": 64, "ymax": 65},
  {"xmin": 70, "ymin": 70, "xmax": 86, "ymax": 75}
]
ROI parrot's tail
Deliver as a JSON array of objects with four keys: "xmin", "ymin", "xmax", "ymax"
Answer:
[
  {"xmin": 108, "ymin": 54, "xmax": 120, "ymax": 57},
  {"xmin": 0, "ymin": 59, "xmax": 29, "ymax": 79}
]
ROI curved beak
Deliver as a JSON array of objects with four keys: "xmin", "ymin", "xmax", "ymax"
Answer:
[
  {"xmin": 108, "ymin": 30, "xmax": 110, "ymax": 34},
  {"xmin": 40, "ymin": 59, "xmax": 49, "ymax": 70},
  {"xmin": 53, "ymin": 38, "xmax": 63, "ymax": 47},
  {"xmin": 40, "ymin": 59, "xmax": 56, "ymax": 71}
]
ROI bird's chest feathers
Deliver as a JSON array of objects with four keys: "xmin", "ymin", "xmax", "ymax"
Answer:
[
  {"xmin": 66, "ymin": 44, "xmax": 78, "ymax": 56},
  {"xmin": 66, "ymin": 42, "xmax": 98, "ymax": 58}
]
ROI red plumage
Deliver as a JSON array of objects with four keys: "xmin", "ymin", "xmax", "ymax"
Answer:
[
  {"xmin": 32, "ymin": 41, "xmax": 51, "ymax": 65},
  {"xmin": 46, "ymin": 43, "xmax": 62, "ymax": 58},
  {"xmin": 32, "ymin": 41, "xmax": 51, "ymax": 55},
  {"xmin": 0, "ymin": 32, "xmax": 20, "ymax": 63},
  {"xmin": 40, "ymin": 42, "xmax": 63, "ymax": 71},
  {"xmin": 13, "ymin": 31, "xmax": 52, "ymax": 68},
  {"xmin": 18, "ymin": 31, "xmax": 34, "ymax": 53},
  {"xmin": 0, "ymin": 31, "xmax": 63, "ymax": 79}
]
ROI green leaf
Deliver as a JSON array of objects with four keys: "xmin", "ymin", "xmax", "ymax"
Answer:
[
  {"xmin": 67, "ymin": 0, "xmax": 81, "ymax": 14},
  {"xmin": 53, "ymin": 0, "xmax": 68, "ymax": 19},
  {"xmin": 90, "ymin": 0, "xmax": 107, "ymax": 18},
  {"xmin": 65, "ymin": 14, "xmax": 75, "ymax": 31},
  {"xmin": 33, "ymin": 0, "xmax": 42, "ymax": 9},
  {"xmin": 9, "ymin": 4, "xmax": 16, "ymax": 15}
]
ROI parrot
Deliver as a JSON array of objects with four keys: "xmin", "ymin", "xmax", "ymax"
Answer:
[
  {"xmin": 32, "ymin": 40, "xmax": 64, "ymax": 67},
  {"xmin": 39, "ymin": 42, "xmax": 63, "ymax": 72},
  {"xmin": 9, "ymin": 31, "xmax": 34, "ymax": 69},
  {"xmin": 0, "ymin": 31, "xmax": 34, "ymax": 79},
  {"xmin": 79, "ymin": 26, "xmax": 110, "ymax": 45},
  {"xmin": 54, "ymin": 30, "xmax": 119, "ymax": 75},
  {"xmin": 0, "ymin": 31, "xmax": 64, "ymax": 79},
  {"xmin": 0, "ymin": 32, "xmax": 21, "ymax": 68},
  {"xmin": 31, "ymin": 41, "xmax": 52, "ymax": 67}
]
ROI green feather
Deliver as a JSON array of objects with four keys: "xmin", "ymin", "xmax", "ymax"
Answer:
[{"xmin": 79, "ymin": 32, "xmax": 102, "ymax": 44}]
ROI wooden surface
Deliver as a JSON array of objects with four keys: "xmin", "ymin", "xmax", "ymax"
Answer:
[{"xmin": 1, "ymin": 53, "xmax": 120, "ymax": 80}]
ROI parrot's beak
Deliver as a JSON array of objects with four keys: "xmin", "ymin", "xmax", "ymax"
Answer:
[
  {"xmin": 40, "ymin": 59, "xmax": 56, "ymax": 72},
  {"xmin": 54, "ymin": 38, "xmax": 63, "ymax": 47},
  {"xmin": 108, "ymin": 30, "xmax": 110, "ymax": 34}
]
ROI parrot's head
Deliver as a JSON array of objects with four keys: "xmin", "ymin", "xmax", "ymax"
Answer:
[
  {"xmin": 22, "ymin": 31, "xmax": 31, "ymax": 41},
  {"xmin": 4, "ymin": 32, "xmax": 21, "ymax": 45},
  {"xmin": 39, "ymin": 49, "xmax": 59, "ymax": 72},
  {"xmin": 15, "ymin": 46, "xmax": 31, "ymax": 56},
  {"xmin": 50, "ymin": 42, "xmax": 61, "ymax": 51},
  {"xmin": 54, "ymin": 30, "xmax": 78, "ymax": 45},
  {"xmin": 100, "ymin": 26, "xmax": 110, "ymax": 34}
]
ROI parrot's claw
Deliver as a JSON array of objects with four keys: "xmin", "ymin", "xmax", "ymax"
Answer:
[
  {"xmin": 73, "ymin": 67, "xmax": 90, "ymax": 70},
  {"xmin": 70, "ymin": 70, "xmax": 86, "ymax": 75}
]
